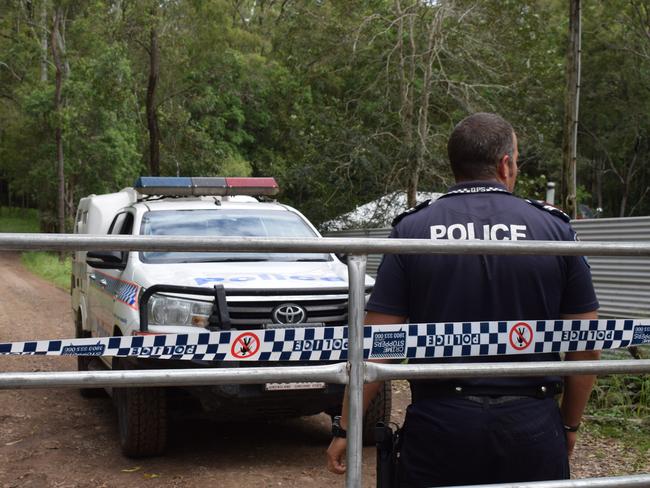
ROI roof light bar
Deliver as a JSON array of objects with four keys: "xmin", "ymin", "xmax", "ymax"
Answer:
[{"xmin": 134, "ymin": 177, "xmax": 279, "ymax": 197}]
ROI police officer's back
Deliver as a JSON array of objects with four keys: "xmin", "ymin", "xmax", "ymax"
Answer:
[{"xmin": 326, "ymin": 112, "xmax": 600, "ymax": 488}]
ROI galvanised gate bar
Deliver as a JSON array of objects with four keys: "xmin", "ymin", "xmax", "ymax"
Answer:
[{"xmin": 0, "ymin": 233, "xmax": 649, "ymax": 488}]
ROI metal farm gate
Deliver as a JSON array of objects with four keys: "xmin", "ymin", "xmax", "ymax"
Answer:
[{"xmin": 0, "ymin": 232, "xmax": 649, "ymax": 488}]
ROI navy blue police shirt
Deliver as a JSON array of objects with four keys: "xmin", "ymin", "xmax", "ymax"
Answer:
[{"xmin": 366, "ymin": 180, "xmax": 599, "ymax": 394}]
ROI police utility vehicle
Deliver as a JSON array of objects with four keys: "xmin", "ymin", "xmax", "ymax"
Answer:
[{"xmin": 71, "ymin": 176, "xmax": 386, "ymax": 457}]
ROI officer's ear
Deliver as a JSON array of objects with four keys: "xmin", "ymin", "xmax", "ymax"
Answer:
[
  {"xmin": 497, "ymin": 153, "xmax": 517, "ymax": 192},
  {"xmin": 496, "ymin": 154, "xmax": 511, "ymax": 181}
]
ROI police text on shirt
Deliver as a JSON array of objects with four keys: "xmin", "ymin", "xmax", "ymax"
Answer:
[{"xmin": 430, "ymin": 223, "xmax": 527, "ymax": 241}]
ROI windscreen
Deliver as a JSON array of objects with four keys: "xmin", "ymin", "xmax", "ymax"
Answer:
[{"xmin": 140, "ymin": 209, "xmax": 331, "ymax": 263}]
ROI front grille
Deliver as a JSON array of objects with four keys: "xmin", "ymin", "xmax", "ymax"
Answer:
[
  {"xmin": 227, "ymin": 297, "xmax": 348, "ymax": 327},
  {"xmin": 222, "ymin": 287, "xmax": 370, "ymax": 328}
]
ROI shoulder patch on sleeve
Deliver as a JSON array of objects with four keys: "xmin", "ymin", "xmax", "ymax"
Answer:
[
  {"xmin": 525, "ymin": 199, "xmax": 571, "ymax": 223},
  {"xmin": 391, "ymin": 199, "xmax": 431, "ymax": 227}
]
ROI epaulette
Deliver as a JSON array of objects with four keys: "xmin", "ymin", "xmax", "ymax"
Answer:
[
  {"xmin": 525, "ymin": 199, "xmax": 571, "ymax": 223},
  {"xmin": 391, "ymin": 199, "xmax": 431, "ymax": 227}
]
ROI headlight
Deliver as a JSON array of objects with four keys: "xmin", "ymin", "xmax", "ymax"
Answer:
[{"xmin": 148, "ymin": 294, "xmax": 213, "ymax": 327}]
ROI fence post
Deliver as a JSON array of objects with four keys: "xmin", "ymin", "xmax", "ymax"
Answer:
[{"xmin": 346, "ymin": 254, "xmax": 367, "ymax": 488}]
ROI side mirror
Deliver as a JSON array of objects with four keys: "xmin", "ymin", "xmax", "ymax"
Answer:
[{"xmin": 86, "ymin": 250, "xmax": 126, "ymax": 270}]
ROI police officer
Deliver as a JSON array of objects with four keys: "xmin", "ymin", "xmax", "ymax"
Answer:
[{"xmin": 326, "ymin": 112, "xmax": 599, "ymax": 487}]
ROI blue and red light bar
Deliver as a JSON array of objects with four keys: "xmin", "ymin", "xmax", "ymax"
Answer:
[{"xmin": 133, "ymin": 176, "xmax": 279, "ymax": 197}]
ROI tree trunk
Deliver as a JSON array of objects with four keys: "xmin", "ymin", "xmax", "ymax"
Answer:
[
  {"xmin": 396, "ymin": 0, "xmax": 416, "ymax": 207},
  {"xmin": 113, "ymin": 0, "xmax": 123, "ymax": 21},
  {"xmin": 397, "ymin": 1, "xmax": 449, "ymax": 208},
  {"xmin": 39, "ymin": 0, "xmax": 48, "ymax": 82},
  {"xmin": 146, "ymin": 14, "xmax": 161, "ymax": 176},
  {"xmin": 619, "ymin": 163, "xmax": 635, "ymax": 218},
  {"xmin": 65, "ymin": 177, "xmax": 75, "ymax": 220},
  {"xmin": 595, "ymin": 159, "xmax": 603, "ymax": 211},
  {"xmin": 411, "ymin": 6, "xmax": 442, "ymax": 209},
  {"xmin": 51, "ymin": 7, "xmax": 65, "ymax": 236},
  {"xmin": 561, "ymin": 0, "xmax": 581, "ymax": 219}
]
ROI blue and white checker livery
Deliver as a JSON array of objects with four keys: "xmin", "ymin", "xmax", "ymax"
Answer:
[
  {"xmin": 90, "ymin": 271, "xmax": 140, "ymax": 310},
  {"xmin": 1, "ymin": 319, "xmax": 649, "ymax": 361},
  {"xmin": 116, "ymin": 282, "xmax": 139, "ymax": 308}
]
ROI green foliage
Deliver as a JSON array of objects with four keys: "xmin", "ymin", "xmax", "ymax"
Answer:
[
  {"xmin": 581, "ymin": 348, "xmax": 650, "ymax": 456},
  {"xmin": 514, "ymin": 174, "xmax": 548, "ymax": 201},
  {"xmin": 0, "ymin": 207, "xmax": 69, "ymax": 290},
  {"xmin": 584, "ymin": 348, "xmax": 650, "ymax": 455},
  {"xmin": 20, "ymin": 251, "xmax": 71, "ymax": 291},
  {"xmin": 0, "ymin": 207, "xmax": 40, "ymax": 233},
  {"xmin": 578, "ymin": 0, "xmax": 650, "ymax": 217},
  {"xmin": 589, "ymin": 373, "xmax": 650, "ymax": 419},
  {"xmin": 1, "ymin": 0, "xmax": 650, "ymax": 226},
  {"xmin": 0, "ymin": 1, "xmax": 142, "ymax": 228}
]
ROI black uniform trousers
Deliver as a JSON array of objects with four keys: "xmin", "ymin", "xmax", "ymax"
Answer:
[{"xmin": 397, "ymin": 396, "xmax": 570, "ymax": 487}]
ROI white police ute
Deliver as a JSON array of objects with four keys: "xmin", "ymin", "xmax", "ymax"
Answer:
[{"xmin": 71, "ymin": 176, "xmax": 386, "ymax": 457}]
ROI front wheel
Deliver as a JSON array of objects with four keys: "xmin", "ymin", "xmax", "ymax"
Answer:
[
  {"xmin": 362, "ymin": 380, "xmax": 392, "ymax": 445},
  {"xmin": 75, "ymin": 312, "xmax": 105, "ymax": 398},
  {"xmin": 326, "ymin": 381, "xmax": 393, "ymax": 445},
  {"xmin": 113, "ymin": 358, "xmax": 167, "ymax": 457}
]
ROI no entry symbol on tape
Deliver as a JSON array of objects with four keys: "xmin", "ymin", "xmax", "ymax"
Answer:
[
  {"xmin": 509, "ymin": 322, "xmax": 533, "ymax": 351},
  {"xmin": 231, "ymin": 332, "xmax": 260, "ymax": 359}
]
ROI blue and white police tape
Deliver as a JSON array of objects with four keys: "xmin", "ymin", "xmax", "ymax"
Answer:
[{"xmin": 1, "ymin": 319, "xmax": 649, "ymax": 362}]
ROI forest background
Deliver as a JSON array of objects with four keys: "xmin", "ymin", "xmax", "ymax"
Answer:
[{"xmin": 1, "ymin": 0, "xmax": 649, "ymax": 232}]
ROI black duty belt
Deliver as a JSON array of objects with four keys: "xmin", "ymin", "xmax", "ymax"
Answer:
[{"xmin": 411, "ymin": 382, "xmax": 563, "ymax": 404}]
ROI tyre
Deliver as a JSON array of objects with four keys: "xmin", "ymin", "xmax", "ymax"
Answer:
[
  {"xmin": 113, "ymin": 358, "xmax": 168, "ymax": 457},
  {"xmin": 362, "ymin": 380, "xmax": 392, "ymax": 445},
  {"xmin": 75, "ymin": 312, "xmax": 105, "ymax": 398}
]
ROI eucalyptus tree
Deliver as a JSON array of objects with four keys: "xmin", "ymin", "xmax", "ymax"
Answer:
[
  {"xmin": 579, "ymin": 0, "xmax": 650, "ymax": 217},
  {"xmin": 0, "ymin": 0, "xmax": 141, "ymax": 230}
]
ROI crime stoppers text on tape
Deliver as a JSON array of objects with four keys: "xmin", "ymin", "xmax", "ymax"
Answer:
[{"xmin": 0, "ymin": 319, "xmax": 649, "ymax": 362}]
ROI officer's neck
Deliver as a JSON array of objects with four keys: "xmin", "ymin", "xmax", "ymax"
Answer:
[{"xmin": 452, "ymin": 178, "xmax": 507, "ymax": 189}]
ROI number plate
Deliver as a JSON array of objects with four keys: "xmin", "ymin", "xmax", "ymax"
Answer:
[{"xmin": 264, "ymin": 381, "xmax": 326, "ymax": 391}]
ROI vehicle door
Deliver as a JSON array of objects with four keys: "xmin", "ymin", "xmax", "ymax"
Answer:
[
  {"xmin": 88, "ymin": 211, "xmax": 135, "ymax": 339},
  {"xmin": 71, "ymin": 206, "xmax": 88, "ymax": 319}
]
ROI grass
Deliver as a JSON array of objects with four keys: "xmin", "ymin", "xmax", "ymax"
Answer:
[
  {"xmin": 583, "ymin": 348, "xmax": 650, "ymax": 464},
  {"xmin": 0, "ymin": 207, "xmax": 40, "ymax": 233},
  {"xmin": 0, "ymin": 206, "xmax": 71, "ymax": 291},
  {"xmin": 589, "ymin": 349, "xmax": 650, "ymax": 419},
  {"xmin": 583, "ymin": 417, "xmax": 650, "ymax": 471},
  {"xmin": 589, "ymin": 373, "xmax": 650, "ymax": 418},
  {"xmin": 20, "ymin": 251, "xmax": 72, "ymax": 291}
]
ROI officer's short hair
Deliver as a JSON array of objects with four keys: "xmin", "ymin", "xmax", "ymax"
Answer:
[{"xmin": 447, "ymin": 112, "xmax": 515, "ymax": 181}]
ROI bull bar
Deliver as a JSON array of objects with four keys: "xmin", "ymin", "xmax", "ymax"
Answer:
[{"xmin": 0, "ymin": 232, "xmax": 649, "ymax": 488}]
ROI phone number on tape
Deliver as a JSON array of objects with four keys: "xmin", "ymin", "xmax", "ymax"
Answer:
[{"xmin": 633, "ymin": 325, "xmax": 650, "ymax": 343}]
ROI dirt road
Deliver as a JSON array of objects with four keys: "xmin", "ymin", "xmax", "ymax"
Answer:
[
  {"xmin": 0, "ymin": 252, "xmax": 646, "ymax": 487},
  {"xmin": 0, "ymin": 252, "xmax": 403, "ymax": 488}
]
